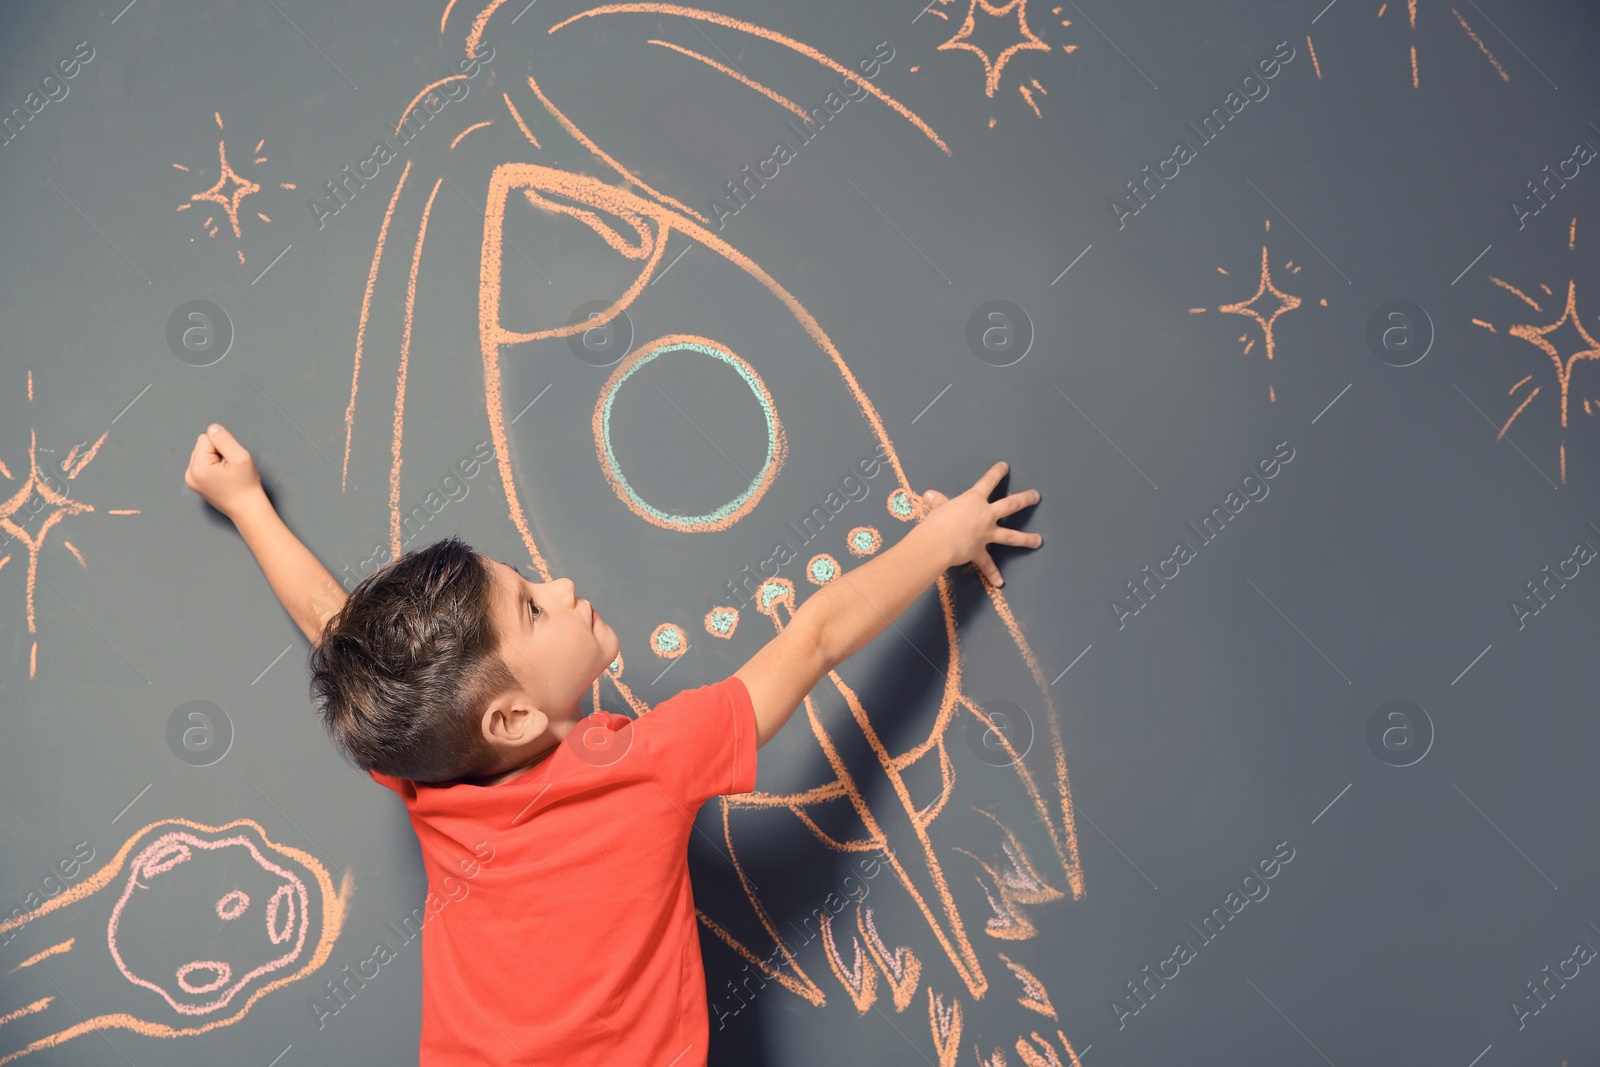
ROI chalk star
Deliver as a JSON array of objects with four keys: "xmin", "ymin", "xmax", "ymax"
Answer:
[
  {"xmin": 0, "ymin": 428, "xmax": 98, "ymax": 678},
  {"xmin": 937, "ymin": 0, "xmax": 1051, "ymax": 98},
  {"xmin": 1219, "ymin": 241, "xmax": 1302, "ymax": 363},
  {"xmin": 190, "ymin": 138, "xmax": 261, "ymax": 240}
]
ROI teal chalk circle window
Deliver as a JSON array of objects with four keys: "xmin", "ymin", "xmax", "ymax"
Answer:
[{"xmin": 592, "ymin": 334, "xmax": 787, "ymax": 532}]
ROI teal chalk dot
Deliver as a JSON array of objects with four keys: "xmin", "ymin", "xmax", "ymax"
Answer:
[
  {"xmin": 760, "ymin": 582, "xmax": 786, "ymax": 610},
  {"xmin": 890, "ymin": 490, "xmax": 914, "ymax": 518},
  {"xmin": 809, "ymin": 556, "xmax": 838, "ymax": 584},
  {"xmin": 654, "ymin": 627, "xmax": 683, "ymax": 653},
  {"xmin": 708, "ymin": 611, "xmax": 735, "ymax": 634}
]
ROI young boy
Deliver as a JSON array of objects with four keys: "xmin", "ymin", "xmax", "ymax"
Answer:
[{"xmin": 183, "ymin": 422, "xmax": 1042, "ymax": 1065}]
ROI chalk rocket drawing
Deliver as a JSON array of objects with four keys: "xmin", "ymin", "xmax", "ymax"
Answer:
[
  {"xmin": 1304, "ymin": 1, "xmax": 1510, "ymax": 88},
  {"xmin": 0, "ymin": 818, "xmax": 352, "ymax": 1064},
  {"xmin": 0, "ymin": 371, "xmax": 140, "ymax": 678},
  {"xmin": 1470, "ymin": 217, "xmax": 1600, "ymax": 484},
  {"xmin": 1190, "ymin": 218, "xmax": 1329, "ymax": 404},
  {"xmin": 172, "ymin": 112, "xmax": 297, "ymax": 265},
  {"xmin": 340, "ymin": 1, "xmax": 1089, "ymax": 1058}
]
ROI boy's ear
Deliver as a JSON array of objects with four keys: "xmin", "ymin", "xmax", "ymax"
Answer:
[{"xmin": 481, "ymin": 702, "xmax": 550, "ymax": 748}]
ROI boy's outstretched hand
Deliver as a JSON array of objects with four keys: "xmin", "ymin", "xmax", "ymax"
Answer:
[
  {"xmin": 184, "ymin": 424, "xmax": 264, "ymax": 520},
  {"xmin": 918, "ymin": 461, "xmax": 1042, "ymax": 588}
]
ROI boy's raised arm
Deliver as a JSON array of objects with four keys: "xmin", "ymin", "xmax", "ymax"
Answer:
[
  {"xmin": 735, "ymin": 461, "xmax": 1041, "ymax": 749},
  {"xmin": 184, "ymin": 424, "xmax": 347, "ymax": 646}
]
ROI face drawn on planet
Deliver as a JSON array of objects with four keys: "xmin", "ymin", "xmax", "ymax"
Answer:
[
  {"xmin": 337, "ymin": 0, "xmax": 1087, "ymax": 1030},
  {"xmin": 0, "ymin": 819, "xmax": 352, "ymax": 1065}
]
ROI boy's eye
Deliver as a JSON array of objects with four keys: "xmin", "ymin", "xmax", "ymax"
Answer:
[{"xmin": 528, "ymin": 598, "xmax": 541, "ymax": 621}]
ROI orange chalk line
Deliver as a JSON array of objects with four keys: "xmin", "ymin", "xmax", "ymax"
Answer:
[
  {"xmin": 214, "ymin": 111, "xmax": 223, "ymax": 128},
  {"xmin": 1407, "ymin": 0, "xmax": 1417, "ymax": 28},
  {"xmin": 927, "ymin": 989, "xmax": 962, "ymax": 1067},
  {"xmin": 388, "ymin": 177, "xmax": 446, "ymax": 558},
  {"xmin": 1377, "ymin": 2, "xmax": 1387, "ymax": 17},
  {"xmin": 936, "ymin": 0, "xmax": 1050, "ymax": 98},
  {"xmin": 464, "ymin": 0, "xmax": 505, "ymax": 57},
  {"xmin": 858, "ymin": 904, "xmax": 920, "ymax": 1010},
  {"xmin": 978, "ymin": 586, "xmax": 1085, "ymax": 899},
  {"xmin": 523, "ymin": 74, "xmax": 709, "ymax": 225},
  {"xmin": 440, "ymin": 0, "xmax": 461, "ymax": 33},
  {"xmin": 1499, "ymin": 386, "xmax": 1538, "ymax": 438},
  {"xmin": 819, "ymin": 907, "xmax": 877, "ymax": 1012},
  {"xmin": 823, "ymin": 650, "xmax": 988, "ymax": 995},
  {"xmin": 1410, "ymin": 45, "xmax": 1418, "ymax": 89},
  {"xmin": 8, "ymin": 939, "xmax": 73, "ymax": 974},
  {"xmin": 1018, "ymin": 83, "xmax": 1041, "ymax": 118},
  {"xmin": 999, "ymin": 951, "xmax": 1058, "ymax": 1019},
  {"xmin": 395, "ymin": 76, "xmax": 468, "ymax": 136},
  {"xmin": 450, "ymin": 120, "xmax": 493, "ymax": 150},
  {"xmin": 0, "ymin": 819, "xmax": 351, "ymax": 1065},
  {"xmin": 1219, "ymin": 240, "xmax": 1304, "ymax": 364},
  {"xmin": 107, "ymin": 509, "xmax": 139, "ymax": 515},
  {"xmin": 0, "ymin": 998, "xmax": 51, "ymax": 1030},
  {"xmin": 1496, "ymin": 279, "xmax": 1555, "ymax": 335},
  {"xmin": 1306, "ymin": 34, "xmax": 1321, "ymax": 79},
  {"xmin": 172, "ymin": 162, "xmax": 189, "ymax": 172},
  {"xmin": 476, "ymin": 166, "xmax": 666, "ymax": 579},
  {"xmin": 1569, "ymin": 217, "xmax": 1577, "ymax": 250},
  {"xmin": 1508, "ymin": 280, "xmax": 1600, "ymax": 438},
  {"xmin": 646, "ymin": 38, "xmax": 811, "ymax": 122},
  {"xmin": 547, "ymin": 4, "xmax": 950, "ymax": 156},
  {"xmin": 1510, "ymin": 374, "xmax": 1533, "ymax": 393},
  {"xmin": 0, "ymin": 427, "xmax": 95, "ymax": 671},
  {"xmin": 502, "ymin": 92, "xmax": 541, "ymax": 147},
  {"xmin": 342, "ymin": 159, "xmax": 414, "ymax": 492},
  {"xmin": 716, "ymin": 798, "xmax": 824, "ymax": 1002},
  {"xmin": 61, "ymin": 541, "xmax": 85, "ymax": 568}
]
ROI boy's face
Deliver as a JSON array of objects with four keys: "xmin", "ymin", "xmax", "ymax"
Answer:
[{"xmin": 488, "ymin": 560, "xmax": 619, "ymax": 729}]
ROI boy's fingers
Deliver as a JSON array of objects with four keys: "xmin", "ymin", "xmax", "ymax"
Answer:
[
  {"xmin": 206, "ymin": 423, "xmax": 248, "ymax": 462},
  {"xmin": 993, "ymin": 487, "xmax": 1040, "ymax": 517},
  {"xmin": 188, "ymin": 432, "xmax": 219, "ymax": 469},
  {"xmin": 975, "ymin": 549, "xmax": 1002, "ymax": 587},
  {"xmin": 972, "ymin": 460, "xmax": 1008, "ymax": 497},
  {"xmin": 994, "ymin": 527, "xmax": 1042, "ymax": 548}
]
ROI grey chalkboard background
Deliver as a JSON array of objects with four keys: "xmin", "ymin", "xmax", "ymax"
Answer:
[{"xmin": 3, "ymin": 0, "xmax": 1600, "ymax": 1063}]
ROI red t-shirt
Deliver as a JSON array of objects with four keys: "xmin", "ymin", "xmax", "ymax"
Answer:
[{"xmin": 369, "ymin": 675, "xmax": 758, "ymax": 1066}]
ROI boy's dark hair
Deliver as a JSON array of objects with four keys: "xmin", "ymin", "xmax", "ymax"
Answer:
[{"xmin": 308, "ymin": 536, "xmax": 519, "ymax": 783}]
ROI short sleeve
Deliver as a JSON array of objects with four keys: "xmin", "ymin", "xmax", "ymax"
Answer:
[{"xmin": 634, "ymin": 675, "xmax": 758, "ymax": 808}]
